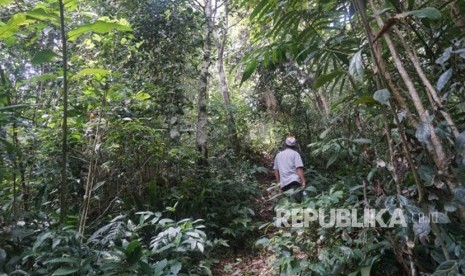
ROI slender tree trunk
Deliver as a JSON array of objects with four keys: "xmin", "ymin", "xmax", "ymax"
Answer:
[
  {"xmin": 196, "ymin": 0, "xmax": 213, "ymax": 167},
  {"xmin": 381, "ymin": 107, "xmax": 401, "ymax": 195},
  {"xmin": 369, "ymin": 0, "xmax": 465, "ymax": 228},
  {"xmin": 352, "ymin": 0, "xmax": 417, "ymax": 128},
  {"xmin": 79, "ymin": 112, "xmax": 102, "ymax": 237},
  {"xmin": 58, "ymin": 0, "xmax": 69, "ymax": 224},
  {"xmin": 316, "ymin": 89, "xmax": 329, "ymax": 115},
  {"xmin": 214, "ymin": 0, "xmax": 239, "ymax": 152},
  {"xmin": 390, "ymin": 25, "xmax": 459, "ymax": 137},
  {"xmin": 369, "ymin": 0, "xmax": 446, "ymax": 169}
]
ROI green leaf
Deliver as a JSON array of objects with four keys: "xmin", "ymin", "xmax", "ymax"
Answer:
[
  {"xmin": 31, "ymin": 49, "xmax": 59, "ymax": 65},
  {"xmin": 92, "ymin": 181, "xmax": 106, "ymax": 191},
  {"xmin": 153, "ymin": 259, "xmax": 168, "ymax": 274},
  {"xmin": 24, "ymin": 73, "xmax": 58, "ymax": 83},
  {"xmin": 418, "ymin": 165, "xmax": 434, "ymax": 186},
  {"xmin": 250, "ymin": 0, "xmax": 270, "ymax": 20},
  {"xmin": 436, "ymin": 47, "xmax": 452, "ymax": 65},
  {"xmin": 339, "ymin": 246, "xmax": 352, "ymax": 256},
  {"xmin": 433, "ymin": 260, "xmax": 457, "ymax": 275},
  {"xmin": 373, "ymin": 89, "xmax": 390, "ymax": 106},
  {"xmin": 432, "ymin": 212, "xmax": 450, "ymax": 224},
  {"xmin": 33, "ymin": 231, "xmax": 53, "ymax": 252},
  {"xmin": 0, "ymin": 14, "xmax": 36, "ymax": 40},
  {"xmin": 352, "ymin": 138, "xmax": 372, "ymax": 144},
  {"xmin": 72, "ymin": 68, "xmax": 110, "ymax": 79},
  {"xmin": 349, "ymin": 50, "xmax": 363, "ymax": 82},
  {"xmin": 313, "ymin": 71, "xmax": 344, "ymax": 89},
  {"xmin": 68, "ymin": 20, "xmax": 132, "ymax": 41},
  {"xmin": 64, "ymin": 0, "xmax": 78, "ymax": 10},
  {"xmin": 437, "ymin": 69, "xmax": 452, "ymax": 92},
  {"xmin": 125, "ymin": 240, "xmax": 141, "ymax": 256},
  {"xmin": 326, "ymin": 153, "xmax": 339, "ymax": 168},
  {"xmin": 44, "ymin": 257, "xmax": 79, "ymax": 265},
  {"xmin": 397, "ymin": 195, "xmax": 410, "ymax": 207},
  {"xmin": 360, "ymin": 266, "xmax": 371, "ymax": 276},
  {"xmin": 170, "ymin": 263, "xmax": 182, "ymax": 274},
  {"xmin": 0, "ymin": 0, "xmax": 14, "ymax": 6},
  {"xmin": 125, "ymin": 240, "xmax": 142, "ymax": 264},
  {"xmin": 134, "ymin": 91, "xmax": 151, "ymax": 101},
  {"xmin": 255, "ymin": 237, "xmax": 270, "ymax": 247},
  {"xmin": 403, "ymin": 7, "xmax": 441, "ymax": 20},
  {"xmin": 240, "ymin": 59, "xmax": 258, "ymax": 85},
  {"xmin": 52, "ymin": 267, "xmax": 79, "ymax": 276},
  {"xmin": 0, "ymin": 136, "xmax": 16, "ymax": 154},
  {"xmin": 415, "ymin": 123, "xmax": 431, "ymax": 144},
  {"xmin": 453, "ymin": 187, "xmax": 465, "ymax": 204},
  {"xmin": 444, "ymin": 201, "xmax": 457, "ymax": 212},
  {"xmin": 319, "ymin": 128, "xmax": 331, "ymax": 139},
  {"xmin": 26, "ymin": 8, "xmax": 59, "ymax": 24},
  {"xmin": 353, "ymin": 96, "xmax": 378, "ymax": 105},
  {"xmin": 197, "ymin": 242, "xmax": 204, "ymax": 253},
  {"xmin": 413, "ymin": 219, "xmax": 430, "ymax": 239}
]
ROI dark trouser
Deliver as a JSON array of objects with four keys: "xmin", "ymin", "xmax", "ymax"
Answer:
[
  {"xmin": 282, "ymin": 181, "xmax": 301, "ymax": 191},
  {"xmin": 282, "ymin": 181, "xmax": 302, "ymax": 202}
]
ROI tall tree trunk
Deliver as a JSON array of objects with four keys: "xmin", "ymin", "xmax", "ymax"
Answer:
[
  {"xmin": 214, "ymin": 0, "xmax": 239, "ymax": 152},
  {"xmin": 58, "ymin": 0, "xmax": 69, "ymax": 224},
  {"xmin": 369, "ymin": 0, "xmax": 446, "ymax": 170},
  {"xmin": 316, "ymin": 89, "xmax": 330, "ymax": 115},
  {"xmin": 390, "ymin": 25, "xmax": 459, "ymax": 137},
  {"xmin": 78, "ymin": 111, "xmax": 103, "ymax": 237},
  {"xmin": 196, "ymin": 0, "xmax": 213, "ymax": 167},
  {"xmin": 369, "ymin": 0, "xmax": 465, "ymax": 226},
  {"xmin": 352, "ymin": 0, "xmax": 417, "ymax": 128}
]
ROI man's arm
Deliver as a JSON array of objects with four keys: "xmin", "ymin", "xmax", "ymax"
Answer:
[
  {"xmin": 274, "ymin": 169, "xmax": 280, "ymax": 185},
  {"xmin": 297, "ymin": 167, "xmax": 306, "ymax": 188}
]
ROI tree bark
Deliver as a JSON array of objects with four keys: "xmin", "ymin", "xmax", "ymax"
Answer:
[
  {"xmin": 352, "ymin": 0, "xmax": 417, "ymax": 128},
  {"xmin": 391, "ymin": 25, "xmax": 459, "ymax": 137},
  {"xmin": 369, "ymin": 0, "xmax": 447, "ymax": 170},
  {"xmin": 316, "ymin": 89, "xmax": 330, "ymax": 115},
  {"xmin": 79, "ymin": 94, "xmax": 105, "ymax": 237},
  {"xmin": 196, "ymin": 0, "xmax": 213, "ymax": 167},
  {"xmin": 369, "ymin": 0, "xmax": 465, "ymax": 226},
  {"xmin": 58, "ymin": 0, "xmax": 69, "ymax": 224},
  {"xmin": 214, "ymin": 0, "xmax": 239, "ymax": 152}
]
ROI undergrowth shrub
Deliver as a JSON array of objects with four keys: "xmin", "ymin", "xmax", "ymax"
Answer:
[
  {"xmin": 2, "ymin": 211, "xmax": 225, "ymax": 275},
  {"xmin": 256, "ymin": 164, "xmax": 465, "ymax": 275}
]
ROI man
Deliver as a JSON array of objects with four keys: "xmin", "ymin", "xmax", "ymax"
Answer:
[{"xmin": 273, "ymin": 136, "xmax": 306, "ymax": 194}]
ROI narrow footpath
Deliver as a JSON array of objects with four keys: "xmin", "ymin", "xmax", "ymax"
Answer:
[{"xmin": 212, "ymin": 153, "xmax": 278, "ymax": 275}]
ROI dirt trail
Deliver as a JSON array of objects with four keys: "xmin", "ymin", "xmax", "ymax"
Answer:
[{"xmin": 212, "ymin": 153, "xmax": 278, "ymax": 275}]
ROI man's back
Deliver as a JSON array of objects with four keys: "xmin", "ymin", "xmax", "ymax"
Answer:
[{"xmin": 273, "ymin": 148, "xmax": 303, "ymax": 188}]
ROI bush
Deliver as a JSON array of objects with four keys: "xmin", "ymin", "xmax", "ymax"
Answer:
[{"xmin": 3, "ymin": 211, "xmax": 225, "ymax": 275}]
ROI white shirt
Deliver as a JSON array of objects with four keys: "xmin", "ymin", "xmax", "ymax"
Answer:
[{"xmin": 273, "ymin": 148, "xmax": 303, "ymax": 188}]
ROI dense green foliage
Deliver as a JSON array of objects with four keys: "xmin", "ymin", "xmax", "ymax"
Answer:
[
  {"xmin": 1, "ymin": 0, "xmax": 465, "ymax": 275},
  {"xmin": 241, "ymin": 0, "xmax": 465, "ymax": 274}
]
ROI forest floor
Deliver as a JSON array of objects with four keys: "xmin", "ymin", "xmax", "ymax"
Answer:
[{"xmin": 212, "ymin": 154, "xmax": 278, "ymax": 275}]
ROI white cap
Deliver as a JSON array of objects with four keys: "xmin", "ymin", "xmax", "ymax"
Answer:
[{"xmin": 285, "ymin": 137, "xmax": 296, "ymax": 146}]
